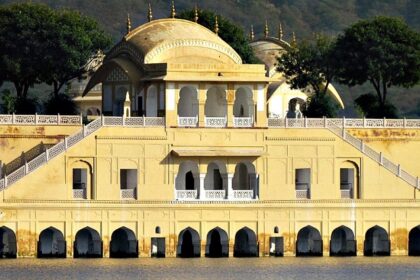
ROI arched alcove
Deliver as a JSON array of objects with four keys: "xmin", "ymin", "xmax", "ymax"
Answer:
[
  {"xmin": 0, "ymin": 226, "xmax": 17, "ymax": 258},
  {"xmin": 409, "ymin": 225, "xmax": 420, "ymax": 256},
  {"xmin": 175, "ymin": 161, "xmax": 200, "ymax": 191},
  {"xmin": 205, "ymin": 87, "xmax": 227, "ymax": 117},
  {"xmin": 205, "ymin": 227, "xmax": 229, "ymax": 258},
  {"xmin": 233, "ymin": 87, "xmax": 253, "ymax": 118},
  {"xmin": 232, "ymin": 162, "xmax": 256, "ymax": 191},
  {"xmin": 74, "ymin": 227, "xmax": 102, "ymax": 258},
  {"xmin": 364, "ymin": 226, "xmax": 390, "ymax": 256},
  {"xmin": 286, "ymin": 97, "xmax": 306, "ymax": 118},
  {"xmin": 177, "ymin": 227, "xmax": 201, "ymax": 258},
  {"xmin": 110, "ymin": 227, "xmax": 138, "ymax": 258},
  {"xmin": 178, "ymin": 86, "xmax": 198, "ymax": 117},
  {"xmin": 330, "ymin": 226, "xmax": 356, "ymax": 256},
  {"xmin": 38, "ymin": 227, "xmax": 66, "ymax": 258},
  {"xmin": 234, "ymin": 227, "xmax": 258, "ymax": 257},
  {"xmin": 296, "ymin": 226, "xmax": 323, "ymax": 257},
  {"xmin": 204, "ymin": 161, "xmax": 227, "ymax": 191}
]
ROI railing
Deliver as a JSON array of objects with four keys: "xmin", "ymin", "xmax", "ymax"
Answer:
[
  {"xmin": 0, "ymin": 114, "xmax": 82, "ymax": 125},
  {"xmin": 340, "ymin": 189, "xmax": 353, "ymax": 199},
  {"xmin": 73, "ymin": 189, "xmax": 87, "ymax": 199},
  {"xmin": 178, "ymin": 116, "xmax": 198, "ymax": 127},
  {"xmin": 102, "ymin": 116, "xmax": 165, "ymax": 127},
  {"xmin": 296, "ymin": 189, "xmax": 310, "ymax": 199},
  {"xmin": 204, "ymin": 190, "xmax": 226, "ymax": 199},
  {"xmin": 233, "ymin": 190, "xmax": 254, "ymax": 200},
  {"xmin": 121, "ymin": 188, "xmax": 137, "ymax": 199},
  {"xmin": 267, "ymin": 117, "xmax": 420, "ymax": 129},
  {"xmin": 233, "ymin": 117, "xmax": 253, "ymax": 128},
  {"xmin": 205, "ymin": 117, "xmax": 227, "ymax": 128},
  {"xmin": 175, "ymin": 190, "xmax": 198, "ymax": 200}
]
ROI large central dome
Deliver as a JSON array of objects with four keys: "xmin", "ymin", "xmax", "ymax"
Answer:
[{"xmin": 121, "ymin": 18, "xmax": 242, "ymax": 65}]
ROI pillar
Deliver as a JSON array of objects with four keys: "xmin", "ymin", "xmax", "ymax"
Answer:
[
  {"xmin": 199, "ymin": 174, "xmax": 206, "ymax": 200},
  {"xmin": 227, "ymin": 84, "xmax": 234, "ymax": 127},
  {"xmin": 227, "ymin": 174, "xmax": 234, "ymax": 199}
]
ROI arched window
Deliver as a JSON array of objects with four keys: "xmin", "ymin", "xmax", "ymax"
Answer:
[
  {"xmin": 155, "ymin": 226, "xmax": 161, "ymax": 234},
  {"xmin": 274, "ymin": 226, "xmax": 279, "ymax": 234}
]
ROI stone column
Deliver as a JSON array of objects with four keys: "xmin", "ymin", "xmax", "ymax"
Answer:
[
  {"xmin": 227, "ymin": 84, "xmax": 234, "ymax": 127},
  {"xmin": 199, "ymin": 174, "xmax": 206, "ymax": 200},
  {"xmin": 227, "ymin": 174, "xmax": 234, "ymax": 199},
  {"xmin": 198, "ymin": 84, "xmax": 206, "ymax": 127}
]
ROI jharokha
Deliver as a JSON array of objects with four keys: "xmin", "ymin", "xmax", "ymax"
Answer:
[{"xmin": 1, "ymin": 5, "xmax": 420, "ymax": 259}]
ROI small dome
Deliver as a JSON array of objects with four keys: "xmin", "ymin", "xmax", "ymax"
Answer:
[{"xmin": 250, "ymin": 37, "xmax": 291, "ymax": 76}]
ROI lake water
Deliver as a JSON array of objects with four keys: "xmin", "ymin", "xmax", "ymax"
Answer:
[{"xmin": 0, "ymin": 257, "xmax": 419, "ymax": 280}]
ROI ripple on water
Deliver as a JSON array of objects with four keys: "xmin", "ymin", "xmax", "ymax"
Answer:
[{"xmin": 0, "ymin": 257, "xmax": 419, "ymax": 280}]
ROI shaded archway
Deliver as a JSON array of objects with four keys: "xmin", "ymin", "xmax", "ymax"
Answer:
[
  {"xmin": 178, "ymin": 86, "xmax": 198, "ymax": 117},
  {"xmin": 74, "ymin": 227, "xmax": 102, "ymax": 258},
  {"xmin": 38, "ymin": 227, "xmax": 66, "ymax": 258},
  {"xmin": 204, "ymin": 161, "xmax": 227, "ymax": 191},
  {"xmin": 286, "ymin": 97, "xmax": 306, "ymax": 118},
  {"xmin": 146, "ymin": 85, "xmax": 158, "ymax": 117},
  {"xmin": 234, "ymin": 227, "xmax": 258, "ymax": 257},
  {"xmin": 296, "ymin": 226, "xmax": 323, "ymax": 257},
  {"xmin": 364, "ymin": 226, "xmax": 390, "ymax": 256},
  {"xmin": 0, "ymin": 226, "xmax": 16, "ymax": 258},
  {"xmin": 205, "ymin": 86, "xmax": 227, "ymax": 118},
  {"xmin": 110, "ymin": 227, "xmax": 138, "ymax": 258},
  {"xmin": 330, "ymin": 226, "xmax": 356, "ymax": 256},
  {"xmin": 408, "ymin": 226, "xmax": 420, "ymax": 256},
  {"xmin": 175, "ymin": 161, "xmax": 200, "ymax": 191},
  {"xmin": 177, "ymin": 227, "xmax": 200, "ymax": 258},
  {"xmin": 233, "ymin": 87, "xmax": 253, "ymax": 118},
  {"xmin": 205, "ymin": 227, "xmax": 229, "ymax": 258}
]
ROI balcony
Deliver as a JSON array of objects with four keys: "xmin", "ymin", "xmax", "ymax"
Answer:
[
  {"xmin": 176, "ymin": 190, "xmax": 198, "ymax": 200},
  {"xmin": 233, "ymin": 117, "xmax": 253, "ymax": 128},
  {"xmin": 204, "ymin": 190, "xmax": 226, "ymax": 200},
  {"xmin": 73, "ymin": 189, "xmax": 87, "ymax": 199},
  {"xmin": 178, "ymin": 116, "xmax": 198, "ymax": 127},
  {"xmin": 232, "ymin": 190, "xmax": 254, "ymax": 200},
  {"xmin": 205, "ymin": 117, "xmax": 227, "ymax": 128},
  {"xmin": 121, "ymin": 188, "xmax": 137, "ymax": 200},
  {"xmin": 340, "ymin": 189, "xmax": 353, "ymax": 199}
]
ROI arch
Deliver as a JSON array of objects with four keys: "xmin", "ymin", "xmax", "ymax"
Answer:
[
  {"xmin": 232, "ymin": 162, "xmax": 256, "ymax": 191},
  {"xmin": 74, "ymin": 227, "xmax": 102, "ymax": 258},
  {"xmin": 175, "ymin": 161, "xmax": 200, "ymax": 191},
  {"xmin": 233, "ymin": 87, "xmax": 254, "ymax": 118},
  {"xmin": 296, "ymin": 226, "xmax": 323, "ymax": 257},
  {"xmin": 205, "ymin": 227, "xmax": 229, "ymax": 258},
  {"xmin": 364, "ymin": 226, "xmax": 390, "ymax": 256},
  {"xmin": 330, "ymin": 226, "xmax": 356, "ymax": 256},
  {"xmin": 204, "ymin": 161, "xmax": 227, "ymax": 191},
  {"xmin": 234, "ymin": 227, "xmax": 258, "ymax": 257},
  {"xmin": 286, "ymin": 97, "xmax": 306, "ymax": 118},
  {"xmin": 110, "ymin": 227, "xmax": 138, "ymax": 258},
  {"xmin": 38, "ymin": 227, "xmax": 66, "ymax": 258},
  {"xmin": 113, "ymin": 85, "xmax": 128, "ymax": 116},
  {"xmin": 0, "ymin": 226, "xmax": 16, "ymax": 258},
  {"xmin": 178, "ymin": 86, "xmax": 198, "ymax": 117},
  {"xmin": 146, "ymin": 85, "xmax": 158, "ymax": 117},
  {"xmin": 340, "ymin": 160, "xmax": 360, "ymax": 199},
  {"xmin": 205, "ymin": 86, "xmax": 227, "ymax": 117},
  {"xmin": 408, "ymin": 226, "xmax": 420, "ymax": 256},
  {"xmin": 177, "ymin": 227, "xmax": 200, "ymax": 258},
  {"xmin": 155, "ymin": 226, "xmax": 161, "ymax": 234},
  {"xmin": 274, "ymin": 226, "xmax": 279, "ymax": 234}
]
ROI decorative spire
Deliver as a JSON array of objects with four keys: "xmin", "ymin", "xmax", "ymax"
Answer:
[
  {"xmin": 170, "ymin": 1, "xmax": 176, "ymax": 18},
  {"xmin": 291, "ymin": 31, "xmax": 297, "ymax": 47},
  {"xmin": 250, "ymin": 25, "xmax": 255, "ymax": 41},
  {"xmin": 214, "ymin": 16, "xmax": 219, "ymax": 35},
  {"xmin": 194, "ymin": 4, "xmax": 199, "ymax": 23},
  {"xmin": 147, "ymin": 3, "xmax": 153, "ymax": 22},
  {"xmin": 126, "ymin": 13, "xmax": 131, "ymax": 35},
  {"xmin": 264, "ymin": 20, "xmax": 269, "ymax": 38},
  {"xmin": 278, "ymin": 23, "xmax": 283, "ymax": 40}
]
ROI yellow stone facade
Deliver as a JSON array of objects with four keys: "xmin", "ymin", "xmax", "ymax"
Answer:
[{"xmin": 1, "ymin": 18, "xmax": 420, "ymax": 259}]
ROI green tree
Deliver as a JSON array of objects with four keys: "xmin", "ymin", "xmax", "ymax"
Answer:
[
  {"xmin": 178, "ymin": 9, "xmax": 258, "ymax": 64},
  {"xmin": 1, "ymin": 89, "xmax": 16, "ymax": 114},
  {"xmin": 334, "ymin": 16, "xmax": 420, "ymax": 117},
  {"xmin": 277, "ymin": 35, "xmax": 339, "ymax": 117}
]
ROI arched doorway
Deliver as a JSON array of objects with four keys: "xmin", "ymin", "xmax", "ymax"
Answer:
[
  {"xmin": 330, "ymin": 226, "xmax": 356, "ymax": 256},
  {"xmin": 0, "ymin": 226, "xmax": 16, "ymax": 258},
  {"xmin": 234, "ymin": 227, "xmax": 258, "ymax": 257},
  {"xmin": 408, "ymin": 226, "xmax": 420, "ymax": 256},
  {"xmin": 364, "ymin": 226, "xmax": 390, "ymax": 256},
  {"xmin": 74, "ymin": 227, "xmax": 102, "ymax": 258},
  {"xmin": 296, "ymin": 226, "xmax": 323, "ymax": 256},
  {"xmin": 177, "ymin": 227, "xmax": 200, "ymax": 258},
  {"xmin": 205, "ymin": 87, "xmax": 227, "ymax": 117},
  {"xmin": 38, "ymin": 227, "xmax": 66, "ymax": 258},
  {"xmin": 110, "ymin": 227, "xmax": 138, "ymax": 258},
  {"xmin": 232, "ymin": 162, "xmax": 257, "ymax": 199},
  {"xmin": 233, "ymin": 87, "xmax": 253, "ymax": 118},
  {"xmin": 178, "ymin": 86, "xmax": 198, "ymax": 118},
  {"xmin": 175, "ymin": 161, "xmax": 199, "ymax": 199},
  {"xmin": 205, "ymin": 227, "xmax": 229, "ymax": 258},
  {"xmin": 286, "ymin": 97, "xmax": 306, "ymax": 118},
  {"xmin": 146, "ymin": 85, "xmax": 158, "ymax": 117}
]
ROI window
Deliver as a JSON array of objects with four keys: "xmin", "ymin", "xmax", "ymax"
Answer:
[
  {"xmin": 120, "ymin": 169, "xmax": 138, "ymax": 190},
  {"xmin": 73, "ymin": 169, "xmax": 87, "ymax": 190},
  {"xmin": 340, "ymin": 168, "xmax": 354, "ymax": 198},
  {"xmin": 295, "ymin": 168, "xmax": 310, "ymax": 199}
]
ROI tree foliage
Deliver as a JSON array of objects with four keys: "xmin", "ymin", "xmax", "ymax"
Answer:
[
  {"xmin": 277, "ymin": 35, "xmax": 339, "ymax": 117},
  {"xmin": 178, "ymin": 9, "xmax": 258, "ymax": 64},
  {"xmin": 334, "ymin": 16, "xmax": 420, "ymax": 117}
]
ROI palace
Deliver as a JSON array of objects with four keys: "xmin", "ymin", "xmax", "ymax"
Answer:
[{"xmin": 1, "ymin": 8, "xmax": 420, "ymax": 259}]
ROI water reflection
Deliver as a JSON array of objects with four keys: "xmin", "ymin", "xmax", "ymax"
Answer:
[{"xmin": 0, "ymin": 257, "xmax": 418, "ymax": 280}]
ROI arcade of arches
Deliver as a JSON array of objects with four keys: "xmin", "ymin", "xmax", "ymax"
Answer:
[{"xmin": 1, "ymin": 224, "xmax": 419, "ymax": 258}]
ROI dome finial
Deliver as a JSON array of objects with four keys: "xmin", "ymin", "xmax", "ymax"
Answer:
[
  {"xmin": 214, "ymin": 16, "xmax": 219, "ymax": 36},
  {"xmin": 170, "ymin": 1, "xmax": 176, "ymax": 18},
  {"xmin": 291, "ymin": 31, "xmax": 297, "ymax": 47},
  {"xmin": 278, "ymin": 23, "xmax": 283, "ymax": 40},
  {"xmin": 148, "ymin": 3, "xmax": 153, "ymax": 22},
  {"xmin": 264, "ymin": 20, "xmax": 269, "ymax": 38},
  {"xmin": 194, "ymin": 4, "xmax": 199, "ymax": 23},
  {"xmin": 126, "ymin": 13, "xmax": 131, "ymax": 35},
  {"xmin": 250, "ymin": 25, "xmax": 255, "ymax": 41}
]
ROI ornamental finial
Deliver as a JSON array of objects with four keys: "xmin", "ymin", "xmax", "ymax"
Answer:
[
  {"xmin": 250, "ymin": 25, "xmax": 255, "ymax": 41},
  {"xmin": 126, "ymin": 13, "xmax": 131, "ymax": 35},
  {"xmin": 194, "ymin": 4, "xmax": 199, "ymax": 23},
  {"xmin": 278, "ymin": 23, "xmax": 283, "ymax": 40},
  {"xmin": 214, "ymin": 16, "xmax": 219, "ymax": 35},
  {"xmin": 264, "ymin": 20, "xmax": 269, "ymax": 38},
  {"xmin": 170, "ymin": 1, "xmax": 176, "ymax": 18},
  {"xmin": 148, "ymin": 3, "xmax": 153, "ymax": 22}
]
